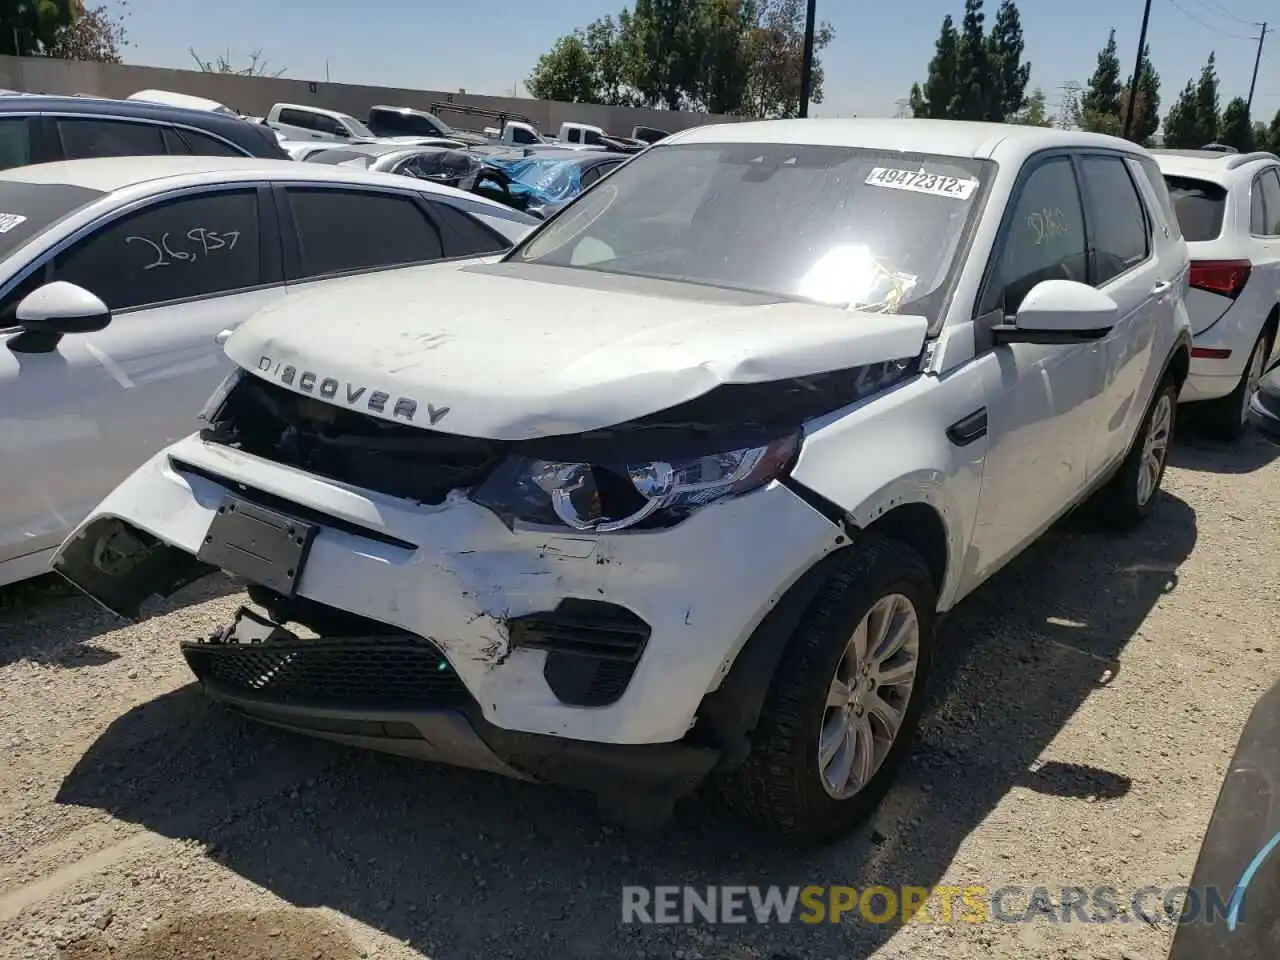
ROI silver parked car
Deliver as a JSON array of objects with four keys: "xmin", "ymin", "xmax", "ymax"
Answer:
[{"xmin": 0, "ymin": 155, "xmax": 538, "ymax": 587}]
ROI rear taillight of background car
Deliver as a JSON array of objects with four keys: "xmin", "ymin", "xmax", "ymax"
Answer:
[{"xmin": 1189, "ymin": 259, "xmax": 1251, "ymax": 299}]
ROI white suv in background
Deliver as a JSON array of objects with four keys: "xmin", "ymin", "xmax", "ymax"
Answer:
[{"xmin": 1152, "ymin": 149, "xmax": 1280, "ymax": 438}]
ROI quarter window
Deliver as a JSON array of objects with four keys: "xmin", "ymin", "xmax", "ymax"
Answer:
[
  {"xmin": 1078, "ymin": 155, "xmax": 1149, "ymax": 285},
  {"xmin": 177, "ymin": 128, "xmax": 245, "ymax": 157},
  {"xmin": 56, "ymin": 118, "xmax": 166, "ymax": 159},
  {"xmin": 985, "ymin": 157, "xmax": 1087, "ymax": 315},
  {"xmin": 285, "ymin": 188, "xmax": 445, "ymax": 279},
  {"xmin": 54, "ymin": 190, "xmax": 262, "ymax": 310}
]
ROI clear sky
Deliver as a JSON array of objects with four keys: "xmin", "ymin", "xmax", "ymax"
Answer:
[{"xmin": 118, "ymin": 0, "xmax": 1280, "ymax": 123}]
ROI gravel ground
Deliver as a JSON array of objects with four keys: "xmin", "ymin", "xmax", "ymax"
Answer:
[{"xmin": 1, "ymin": 426, "xmax": 1277, "ymax": 960}]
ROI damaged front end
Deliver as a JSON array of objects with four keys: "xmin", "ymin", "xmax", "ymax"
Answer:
[{"xmin": 52, "ymin": 350, "xmax": 918, "ymax": 777}]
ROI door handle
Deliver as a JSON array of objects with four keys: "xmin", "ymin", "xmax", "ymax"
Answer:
[
  {"xmin": 1151, "ymin": 281, "xmax": 1173, "ymax": 297},
  {"xmin": 215, "ymin": 328, "xmax": 234, "ymax": 345}
]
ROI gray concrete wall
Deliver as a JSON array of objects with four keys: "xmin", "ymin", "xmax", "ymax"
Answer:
[{"xmin": 0, "ymin": 56, "xmax": 739, "ymax": 137}]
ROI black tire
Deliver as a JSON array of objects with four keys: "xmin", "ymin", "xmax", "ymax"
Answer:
[
  {"xmin": 715, "ymin": 534, "xmax": 936, "ymax": 846},
  {"xmin": 1093, "ymin": 377, "xmax": 1178, "ymax": 529},
  {"xmin": 1196, "ymin": 329, "xmax": 1271, "ymax": 442}
]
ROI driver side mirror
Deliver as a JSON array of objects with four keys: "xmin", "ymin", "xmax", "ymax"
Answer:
[
  {"xmin": 7, "ymin": 281, "xmax": 111, "ymax": 354},
  {"xmin": 992, "ymin": 279, "xmax": 1119, "ymax": 346}
]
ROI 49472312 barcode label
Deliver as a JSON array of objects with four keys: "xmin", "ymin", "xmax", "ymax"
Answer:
[{"xmin": 865, "ymin": 167, "xmax": 979, "ymax": 200}]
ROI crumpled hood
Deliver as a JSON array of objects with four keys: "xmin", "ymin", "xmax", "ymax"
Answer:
[{"xmin": 225, "ymin": 262, "xmax": 928, "ymax": 440}]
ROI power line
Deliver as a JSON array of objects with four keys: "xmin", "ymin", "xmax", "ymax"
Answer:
[
  {"xmin": 1163, "ymin": 0, "xmax": 1261, "ymax": 40},
  {"xmin": 1189, "ymin": 0, "xmax": 1259, "ymax": 27}
]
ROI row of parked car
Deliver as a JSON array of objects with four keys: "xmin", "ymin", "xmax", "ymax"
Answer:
[{"xmin": 3, "ymin": 93, "xmax": 1278, "ymax": 854}]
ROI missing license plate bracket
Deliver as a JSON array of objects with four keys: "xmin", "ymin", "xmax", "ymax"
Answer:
[{"xmin": 196, "ymin": 497, "xmax": 315, "ymax": 595}]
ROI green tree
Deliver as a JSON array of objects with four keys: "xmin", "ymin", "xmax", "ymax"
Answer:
[
  {"xmin": 1118, "ymin": 46, "xmax": 1160, "ymax": 145},
  {"xmin": 1162, "ymin": 78, "xmax": 1199, "ymax": 148},
  {"xmin": 1077, "ymin": 28, "xmax": 1122, "ymax": 133},
  {"xmin": 695, "ymin": 0, "xmax": 754, "ymax": 114},
  {"xmin": 625, "ymin": 0, "xmax": 705, "ymax": 110},
  {"xmin": 986, "ymin": 0, "xmax": 1030, "ymax": 121},
  {"xmin": 740, "ymin": 0, "xmax": 834, "ymax": 118},
  {"xmin": 1011, "ymin": 86, "xmax": 1051, "ymax": 125},
  {"xmin": 582, "ymin": 15, "xmax": 631, "ymax": 106},
  {"xmin": 526, "ymin": 34, "xmax": 599, "ymax": 103},
  {"xmin": 1193, "ymin": 51, "xmax": 1220, "ymax": 145},
  {"xmin": 950, "ymin": 0, "xmax": 991, "ymax": 120},
  {"xmin": 0, "ymin": 0, "xmax": 76, "ymax": 57},
  {"xmin": 910, "ymin": 14, "xmax": 959, "ymax": 118},
  {"xmin": 45, "ymin": 2, "xmax": 127, "ymax": 62},
  {"xmin": 1263, "ymin": 110, "xmax": 1280, "ymax": 153},
  {"xmin": 1220, "ymin": 96, "xmax": 1254, "ymax": 152}
]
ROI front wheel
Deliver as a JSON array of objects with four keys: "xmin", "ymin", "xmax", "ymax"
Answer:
[
  {"xmin": 716, "ymin": 535, "xmax": 935, "ymax": 846},
  {"xmin": 1093, "ymin": 378, "xmax": 1178, "ymax": 529}
]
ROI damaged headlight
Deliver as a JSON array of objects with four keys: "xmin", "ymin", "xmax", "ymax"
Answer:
[{"xmin": 471, "ymin": 433, "xmax": 800, "ymax": 532}]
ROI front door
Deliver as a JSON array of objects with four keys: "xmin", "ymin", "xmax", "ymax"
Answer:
[
  {"xmin": 965, "ymin": 153, "xmax": 1107, "ymax": 586},
  {"xmin": 0, "ymin": 186, "xmax": 283, "ymax": 570}
]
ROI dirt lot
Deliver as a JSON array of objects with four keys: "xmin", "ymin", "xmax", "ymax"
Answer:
[{"xmin": 1, "ymin": 427, "xmax": 1277, "ymax": 960}]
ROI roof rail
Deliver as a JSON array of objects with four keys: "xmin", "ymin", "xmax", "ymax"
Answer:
[{"xmin": 1226, "ymin": 151, "xmax": 1280, "ymax": 169}]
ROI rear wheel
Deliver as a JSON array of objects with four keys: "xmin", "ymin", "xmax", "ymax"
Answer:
[
  {"xmin": 1094, "ymin": 378, "xmax": 1177, "ymax": 529},
  {"xmin": 716, "ymin": 535, "xmax": 935, "ymax": 846},
  {"xmin": 1198, "ymin": 329, "xmax": 1270, "ymax": 441}
]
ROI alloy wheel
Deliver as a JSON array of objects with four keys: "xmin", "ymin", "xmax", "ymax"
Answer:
[
  {"xmin": 1137, "ymin": 393, "xmax": 1173, "ymax": 506},
  {"xmin": 818, "ymin": 593, "xmax": 921, "ymax": 800}
]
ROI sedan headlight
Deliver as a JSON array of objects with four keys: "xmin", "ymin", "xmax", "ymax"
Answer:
[{"xmin": 471, "ymin": 432, "xmax": 800, "ymax": 532}]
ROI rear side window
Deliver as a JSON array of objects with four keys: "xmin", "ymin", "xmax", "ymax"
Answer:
[
  {"xmin": 1164, "ymin": 175, "xmax": 1227, "ymax": 241},
  {"xmin": 1078, "ymin": 155, "xmax": 1150, "ymax": 285},
  {"xmin": 285, "ymin": 187, "xmax": 445, "ymax": 279},
  {"xmin": 1136, "ymin": 157, "xmax": 1181, "ymax": 240},
  {"xmin": 0, "ymin": 117, "xmax": 32, "ymax": 171},
  {"xmin": 56, "ymin": 118, "xmax": 166, "ymax": 159},
  {"xmin": 1254, "ymin": 169, "xmax": 1280, "ymax": 236}
]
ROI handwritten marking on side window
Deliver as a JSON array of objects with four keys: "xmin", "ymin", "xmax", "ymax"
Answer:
[
  {"xmin": 125, "ymin": 228, "xmax": 241, "ymax": 270},
  {"xmin": 864, "ymin": 167, "xmax": 979, "ymax": 200},
  {"xmin": 0, "ymin": 212, "xmax": 27, "ymax": 233},
  {"xmin": 1026, "ymin": 207, "xmax": 1070, "ymax": 246}
]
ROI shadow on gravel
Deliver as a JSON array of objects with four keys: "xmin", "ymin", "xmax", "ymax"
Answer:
[
  {"xmin": 0, "ymin": 573, "xmax": 240, "ymax": 670},
  {"xmin": 1168, "ymin": 424, "xmax": 1280, "ymax": 475},
  {"xmin": 57, "ymin": 494, "xmax": 1198, "ymax": 960}
]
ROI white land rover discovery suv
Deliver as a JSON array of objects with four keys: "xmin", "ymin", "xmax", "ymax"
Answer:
[
  {"xmin": 1151, "ymin": 148, "xmax": 1280, "ymax": 438},
  {"xmin": 53, "ymin": 120, "xmax": 1192, "ymax": 844}
]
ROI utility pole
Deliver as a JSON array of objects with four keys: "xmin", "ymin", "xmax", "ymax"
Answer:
[
  {"xmin": 1122, "ymin": 0, "xmax": 1154, "ymax": 141},
  {"xmin": 798, "ymin": 0, "xmax": 817, "ymax": 117},
  {"xmin": 1248, "ymin": 23, "xmax": 1267, "ymax": 117}
]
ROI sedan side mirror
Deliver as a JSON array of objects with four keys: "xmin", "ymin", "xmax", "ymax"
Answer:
[
  {"xmin": 992, "ymin": 279, "xmax": 1119, "ymax": 346},
  {"xmin": 7, "ymin": 281, "xmax": 111, "ymax": 355},
  {"xmin": 18, "ymin": 281, "xmax": 111, "ymax": 335}
]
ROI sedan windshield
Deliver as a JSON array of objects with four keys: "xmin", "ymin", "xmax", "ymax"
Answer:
[
  {"xmin": 517, "ymin": 142, "xmax": 991, "ymax": 316},
  {"xmin": 340, "ymin": 115, "xmax": 375, "ymax": 139}
]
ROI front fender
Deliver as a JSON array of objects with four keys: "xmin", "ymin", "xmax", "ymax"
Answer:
[{"xmin": 788, "ymin": 368, "xmax": 990, "ymax": 610}]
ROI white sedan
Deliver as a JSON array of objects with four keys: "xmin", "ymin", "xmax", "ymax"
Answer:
[{"xmin": 0, "ymin": 155, "xmax": 537, "ymax": 587}]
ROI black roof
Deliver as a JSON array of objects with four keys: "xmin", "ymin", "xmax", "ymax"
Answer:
[{"xmin": 0, "ymin": 94, "xmax": 289, "ymax": 159}]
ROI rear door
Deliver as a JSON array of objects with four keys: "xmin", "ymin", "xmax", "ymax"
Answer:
[
  {"xmin": 0, "ymin": 185, "xmax": 283, "ymax": 567},
  {"xmin": 1075, "ymin": 152, "xmax": 1165, "ymax": 474}
]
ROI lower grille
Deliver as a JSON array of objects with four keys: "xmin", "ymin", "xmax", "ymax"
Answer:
[{"xmin": 182, "ymin": 637, "xmax": 467, "ymax": 710}]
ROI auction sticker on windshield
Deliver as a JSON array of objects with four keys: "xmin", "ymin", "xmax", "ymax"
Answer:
[{"xmin": 865, "ymin": 167, "xmax": 978, "ymax": 200}]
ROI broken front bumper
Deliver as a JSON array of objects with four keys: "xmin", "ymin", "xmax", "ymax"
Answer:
[{"xmin": 54, "ymin": 433, "xmax": 843, "ymax": 747}]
